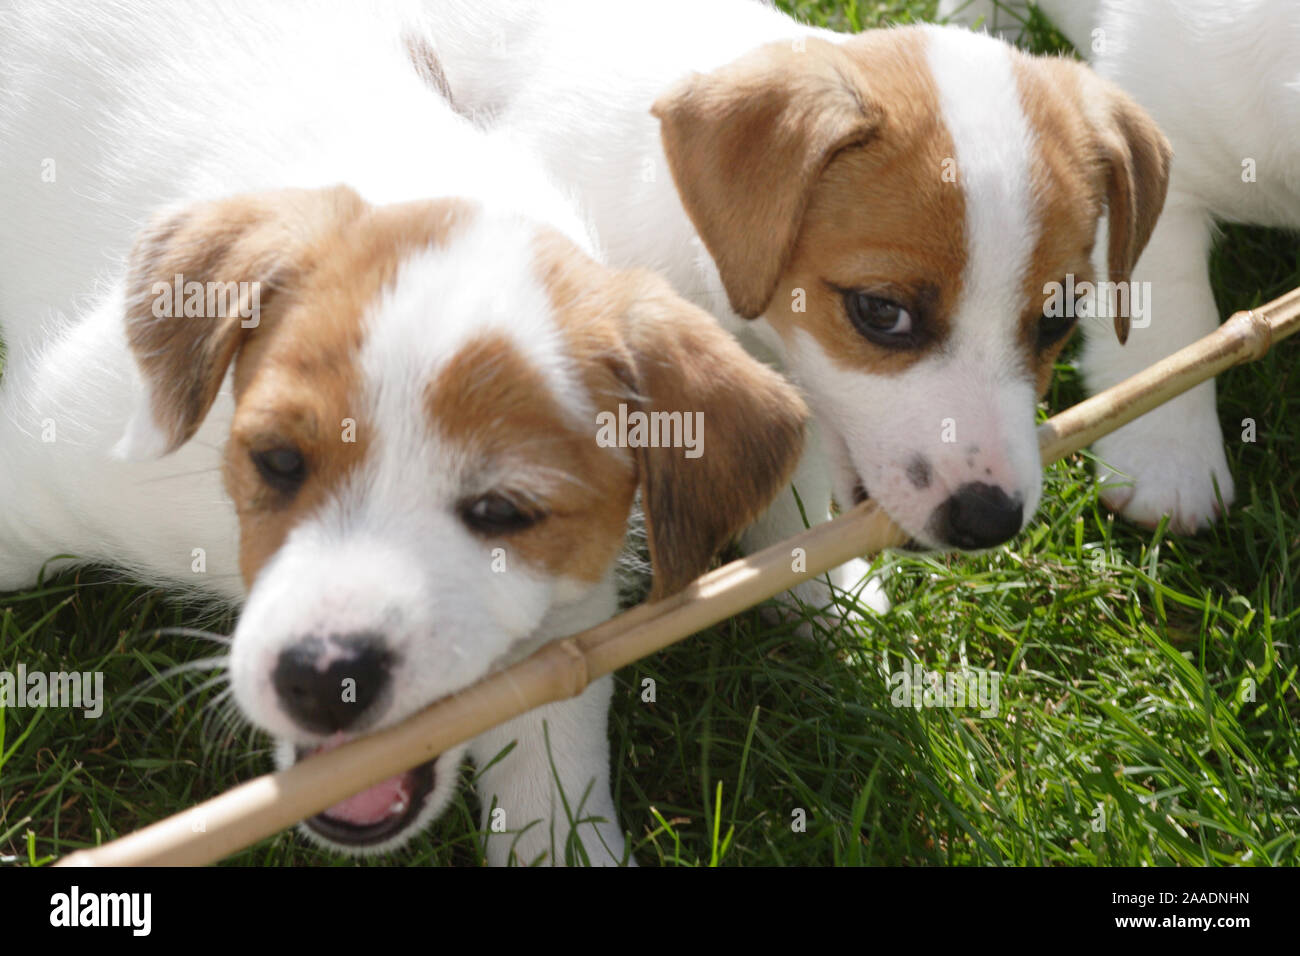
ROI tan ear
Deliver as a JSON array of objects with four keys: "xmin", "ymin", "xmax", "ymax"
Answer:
[
  {"xmin": 614, "ymin": 271, "xmax": 809, "ymax": 598},
  {"xmin": 651, "ymin": 38, "xmax": 882, "ymax": 319},
  {"xmin": 117, "ymin": 186, "xmax": 365, "ymax": 458},
  {"xmin": 1082, "ymin": 73, "xmax": 1173, "ymax": 344}
]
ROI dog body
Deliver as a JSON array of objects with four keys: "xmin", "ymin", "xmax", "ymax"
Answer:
[
  {"xmin": 941, "ymin": 0, "xmax": 1300, "ymax": 531},
  {"xmin": 0, "ymin": 0, "xmax": 806, "ymax": 864},
  {"xmin": 425, "ymin": 0, "xmax": 1172, "ymax": 597}
]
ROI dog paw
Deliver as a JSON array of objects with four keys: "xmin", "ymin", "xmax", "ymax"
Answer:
[
  {"xmin": 829, "ymin": 557, "xmax": 891, "ymax": 615},
  {"xmin": 1093, "ymin": 406, "xmax": 1235, "ymax": 534}
]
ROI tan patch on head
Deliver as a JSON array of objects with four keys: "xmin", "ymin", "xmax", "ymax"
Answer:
[
  {"xmin": 529, "ymin": 232, "xmax": 809, "ymax": 598},
  {"xmin": 426, "ymin": 320, "xmax": 637, "ymax": 585},
  {"xmin": 125, "ymin": 187, "xmax": 368, "ymax": 451},
  {"xmin": 422, "ymin": 229, "xmax": 808, "ymax": 598},
  {"xmin": 1013, "ymin": 54, "xmax": 1172, "ymax": 364},
  {"xmin": 202, "ymin": 197, "xmax": 477, "ymax": 584},
  {"xmin": 657, "ymin": 28, "xmax": 973, "ymax": 376},
  {"xmin": 1012, "ymin": 54, "xmax": 1110, "ymax": 395},
  {"xmin": 652, "ymin": 36, "xmax": 883, "ymax": 319},
  {"xmin": 770, "ymin": 28, "xmax": 967, "ymax": 376}
]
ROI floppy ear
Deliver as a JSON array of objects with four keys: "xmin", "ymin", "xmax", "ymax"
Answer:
[
  {"xmin": 614, "ymin": 271, "xmax": 809, "ymax": 598},
  {"xmin": 651, "ymin": 38, "xmax": 882, "ymax": 319},
  {"xmin": 116, "ymin": 186, "xmax": 365, "ymax": 458},
  {"xmin": 1080, "ymin": 72, "xmax": 1172, "ymax": 345}
]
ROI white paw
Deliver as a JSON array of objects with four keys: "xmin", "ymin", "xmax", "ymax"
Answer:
[
  {"xmin": 829, "ymin": 557, "xmax": 891, "ymax": 615},
  {"xmin": 490, "ymin": 814, "xmax": 630, "ymax": 868},
  {"xmin": 765, "ymin": 557, "xmax": 890, "ymax": 637},
  {"xmin": 1093, "ymin": 401, "xmax": 1235, "ymax": 534}
]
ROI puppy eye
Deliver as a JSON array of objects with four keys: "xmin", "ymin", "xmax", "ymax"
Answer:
[
  {"xmin": 843, "ymin": 291, "xmax": 915, "ymax": 347},
  {"xmin": 251, "ymin": 446, "xmax": 307, "ymax": 494},
  {"xmin": 1037, "ymin": 311, "xmax": 1077, "ymax": 349},
  {"xmin": 459, "ymin": 493, "xmax": 545, "ymax": 536}
]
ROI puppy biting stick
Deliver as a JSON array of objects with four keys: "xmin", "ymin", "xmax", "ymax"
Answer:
[{"xmin": 58, "ymin": 290, "xmax": 1300, "ymax": 867}]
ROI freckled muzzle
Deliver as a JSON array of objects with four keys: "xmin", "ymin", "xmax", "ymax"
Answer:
[{"xmin": 927, "ymin": 482, "xmax": 1023, "ymax": 550}]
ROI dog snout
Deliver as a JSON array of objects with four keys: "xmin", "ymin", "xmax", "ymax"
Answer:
[
  {"xmin": 272, "ymin": 633, "xmax": 393, "ymax": 735},
  {"xmin": 929, "ymin": 482, "xmax": 1023, "ymax": 550}
]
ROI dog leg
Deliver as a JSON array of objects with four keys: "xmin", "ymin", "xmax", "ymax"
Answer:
[
  {"xmin": 0, "ymin": 357, "xmax": 57, "ymax": 592},
  {"xmin": 0, "ymin": 455, "xmax": 37, "ymax": 592},
  {"xmin": 1081, "ymin": 195, "xmax": 1233, "ymax": 532},
  {"xmin": 469, "ymin": 674, "xmax": 631, "ymax": 867}
]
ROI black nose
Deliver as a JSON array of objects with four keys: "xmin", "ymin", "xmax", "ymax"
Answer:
[
  {"xmin": 930, "ymin": 482, "xmax": 1023, "ymax": 550},
  {"xmin": 273, "ymin": 634, "xmax": 393, "ymax": 734}
]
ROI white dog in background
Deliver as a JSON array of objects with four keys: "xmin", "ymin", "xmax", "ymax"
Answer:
[
  {"xmin": 422, "ymin": 0, "xmax": 1172, "ymax": 616},
  {"xmin": 941, "ymin": 0, "xmax": 1300, "ymax": 531},
  {"xmin": 0, "ymin": 0, "xmax": 808, "ymax": 865}
]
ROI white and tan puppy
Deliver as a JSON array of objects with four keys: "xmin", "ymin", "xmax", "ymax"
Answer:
[
  {"xmin": 941, "ymin": 0, "xmax": 1300, "ymax": 532},
  {"xmin": 0, "ymin": 1, "xmax": 807, "ymax": 864},
  {"xmin": 424, "ymin": 0, "xmax": 1172, "ymax": 614}
]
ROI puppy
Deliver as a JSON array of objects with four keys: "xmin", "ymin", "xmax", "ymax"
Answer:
[
  {"xmin": 0, "ymin": 1, "xmax": 807, "ymax": 864},
  {"xmin": 424, "ymin": 0, "xmax": 1173, "ymax": 615},
  {"xmin": 940, "ymin": 0, "xmax": 1300, "ymax": 531}
]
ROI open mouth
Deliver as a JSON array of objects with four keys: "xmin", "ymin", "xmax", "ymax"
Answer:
[{"xmin": 296, "ymin": 735, "xmax": 438, "ymax": 847}]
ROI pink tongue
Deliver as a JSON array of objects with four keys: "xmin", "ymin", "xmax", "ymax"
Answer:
[
  {"xmin": 311, "ymin": 733, "xmax": 412, "ymax": 826},
  {"xmin": 323, "ymin": 774, "xmax": 411, "ymax": 826}
]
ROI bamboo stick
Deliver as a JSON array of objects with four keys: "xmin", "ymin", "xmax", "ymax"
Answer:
[{"xmin": 57, "ymin": 293, "xmax": 1300, "ymax": 867}]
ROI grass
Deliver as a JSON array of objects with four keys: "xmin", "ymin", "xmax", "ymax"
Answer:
[{"xmin": 1, "ymin": 0, "xmax": 1297, "ymax": 867}]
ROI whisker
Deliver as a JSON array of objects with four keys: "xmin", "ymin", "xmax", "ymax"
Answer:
[
  {"xmin": 134, "ymin": 655, "xmax": 229, "ymax": 690},
  {"xmin": 132, "ymin": 467, "xmax": 224, "ymax": 485},
  {"xmin": 141, "ymin": 672, "xmax": 231, "ymax": 751},
  {"xmin": 151, "ymin": 626, "xmax": 232, "ymax": 646},
  {"xmin": 200, "ymin": 687, "xmax": 248, "ymax": 758}
]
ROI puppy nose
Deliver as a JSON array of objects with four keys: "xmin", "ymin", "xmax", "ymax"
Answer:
[
  {"xmin": 273, "ymin": 634, "xmax": 392, "ymax": 734},
  {"xmin": 931, "ymin": 482, "xmax": 1023, "ymax": 550}
]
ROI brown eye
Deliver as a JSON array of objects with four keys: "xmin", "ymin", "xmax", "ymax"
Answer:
[
  {"xmin": 843, "ymin": 291, "xmax": 917, "ymax": 347},
  {"xmin": 251, "ymin": 446, "xmax": 307, "ymax": 495},
  {"xmin": 459, "ymin": 493, "xmax": 545, "ymax": 536},
  {"xmin": 1037, "ymin": 311, "xmax": 1077, "ymax": 349}
]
